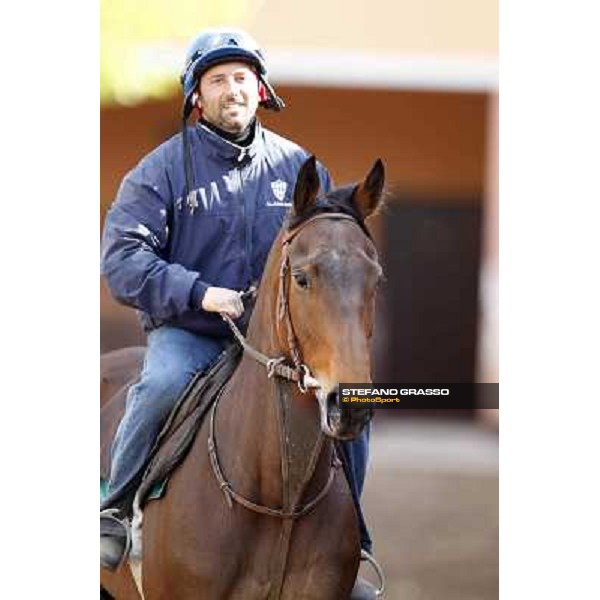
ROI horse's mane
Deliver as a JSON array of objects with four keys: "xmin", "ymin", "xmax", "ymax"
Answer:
[{"xmin": 286, "ymin": 184, "xmax": 373, "ymax": 240}]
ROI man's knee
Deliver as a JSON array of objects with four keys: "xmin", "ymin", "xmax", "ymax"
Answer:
[{"xmin": 128, "ymin": 368, "xmax": 193, "ymax": 421}]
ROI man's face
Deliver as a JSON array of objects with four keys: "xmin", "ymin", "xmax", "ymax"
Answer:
[{"xmin": 197, "ymin": 61, "xmax": 260, "ymax": 133}]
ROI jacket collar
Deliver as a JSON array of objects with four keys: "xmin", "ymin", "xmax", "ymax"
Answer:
[{"xmin": 195, "ymin": 120, "xmax": 263, "ymax": 164}]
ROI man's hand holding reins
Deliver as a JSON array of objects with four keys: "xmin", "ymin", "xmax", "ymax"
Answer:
[{"xmin": 202, "ymin": 287, "xmax": 245, "ymax": 319}]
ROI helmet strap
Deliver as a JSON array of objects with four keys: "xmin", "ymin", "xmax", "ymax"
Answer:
[{"xmin": 181, "ymin": 112, "xmax": 195, "ymax": 208}]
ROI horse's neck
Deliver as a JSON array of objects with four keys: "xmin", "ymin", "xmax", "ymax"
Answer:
[
  {"xmin": 273, "ymin": 379, "xmax": 327, "ymax": 509},
  {"xmin": 217, "ymin": 258, "xmax": 330, "ymax": 511},
  {"xmin": 219, "ymin": 354, "xmax": 328, "ymax": 512}
]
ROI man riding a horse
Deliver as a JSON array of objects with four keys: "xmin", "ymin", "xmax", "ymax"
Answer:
[{"xmin": 101, "ymin": 27, "xmax": 379, "ymax": 598}]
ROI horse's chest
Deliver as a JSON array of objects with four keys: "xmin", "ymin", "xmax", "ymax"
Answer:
[
  {"xmin": 175, "ymin": 498, "xmax": 357, "ymax": 599},
  {"xmin": 146, "ymin": 421, "xmax": 359, "ymax": 599}
]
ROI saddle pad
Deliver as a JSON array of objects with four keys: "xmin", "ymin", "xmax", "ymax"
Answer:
[
  {"xmin": 135, "ymin": 341, "xmax": 243, "ymax": 508},
  {"xmin": 101, "ymin": 478, "xmax": 167, "ymax": 503}
]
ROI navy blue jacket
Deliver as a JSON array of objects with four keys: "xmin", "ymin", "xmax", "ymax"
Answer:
[{"xmin": 101, "ymin": 121, "xmax": 331, "ymax": 337}]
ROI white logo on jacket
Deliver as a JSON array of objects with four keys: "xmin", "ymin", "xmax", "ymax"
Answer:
[
  {"xmin": 183, "ymin": 181, "xmax": 224, "ymax": 215},
  {"xmin": 267, "ymin": 180, "xmax": 291, "ymax": 206}
]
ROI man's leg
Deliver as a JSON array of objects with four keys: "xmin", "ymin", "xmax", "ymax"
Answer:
[
  {"xmin": 102, "ymin": 326, "xmax": 227, "ymax": 515},
  {"xmin": 339, "ymin": 423, "xmax": 372, "ymax": 553},
  {"xmin": 101, "ymin": 327, "xmax": 227, "ymax": 570},
  {"xmin": 340, "ymin": 424, "xmax": 382, "ymax": 599}
]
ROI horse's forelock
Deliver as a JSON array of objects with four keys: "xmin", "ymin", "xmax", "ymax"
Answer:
[{"xmin": 287, "ymin": 184, "xmax": 372, "ymax": 240}]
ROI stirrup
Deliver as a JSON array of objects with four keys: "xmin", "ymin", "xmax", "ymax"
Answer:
[
  {"xmin": 360, "ymin": 549, "xmax": 385, "ymax": 597},
  {"xmin": 100, "ymin": 509, "xmax": 132, "ymax": 571}
]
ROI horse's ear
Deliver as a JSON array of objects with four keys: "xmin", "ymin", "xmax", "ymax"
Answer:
[
  {"xmin": 293, "ymin": 155, "xmax": 320, "ymax": 216},
  {"xmin": 354, "ymin": 159, "xmax": 385, "ymax": 219}
]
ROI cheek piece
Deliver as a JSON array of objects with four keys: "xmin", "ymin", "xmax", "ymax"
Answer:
[{"xmin": 258, "ymin": 81, "xmax": 268, "ymax": 103}]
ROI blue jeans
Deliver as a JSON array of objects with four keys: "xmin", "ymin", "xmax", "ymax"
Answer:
[
  {"xmin": 339, "ymin": 425, "xmax": 372, "ymax": 553},
  {"xmin": 103, "ymin": 326, "xmax": 228, "ymax": 508}
]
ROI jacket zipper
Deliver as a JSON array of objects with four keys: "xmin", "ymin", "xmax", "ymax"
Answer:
[
  {"xmin": 236, "ymin": 164, "xmax": 252, "ymax": 283},
  {"xmin": 199, "ymin": 124, "xmax": 254, "ymax": 285}
]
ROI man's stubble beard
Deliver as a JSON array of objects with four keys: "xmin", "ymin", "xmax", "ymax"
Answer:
[
  {"xmin": 220, "ymin": 112, "xmax": 247, "ymax": 133},
  {"xmin": 200, "ymin": 102, "xmax": 251, "ymax": 133},
  {"xmin": 220, "ymin": 106, "xmax": 256, "ymax": 134}
]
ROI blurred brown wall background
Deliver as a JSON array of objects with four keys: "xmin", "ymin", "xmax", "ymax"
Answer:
[{"xmin": 101, "ymin": 87, "xmax": 495, "ymax": 392}]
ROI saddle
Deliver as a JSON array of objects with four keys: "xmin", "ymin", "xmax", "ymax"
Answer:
[{"xmin": 100, "ymin": 342, "xmax": 243, "ymax": 515}]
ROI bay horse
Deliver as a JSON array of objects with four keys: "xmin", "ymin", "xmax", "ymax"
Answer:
[{"xmin": 100, "ymin": 156, "xmax": 385, "ymax": 599}]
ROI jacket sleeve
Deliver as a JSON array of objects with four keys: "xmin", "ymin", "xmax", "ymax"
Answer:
[{"xmin": 100, "ymin": 155, "xmax": 209, "ymax": 319}]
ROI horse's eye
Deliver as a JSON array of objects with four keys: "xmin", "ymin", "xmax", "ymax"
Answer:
[{"xmin": 292, "ymin": 269, "xmax": 310, "ymax": 289}]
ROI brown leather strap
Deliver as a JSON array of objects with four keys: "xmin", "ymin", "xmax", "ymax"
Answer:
[
  {"xmin": 281, "ymin": 212, "xmax": 358, "ymax": 246},
  {"xmin": 207, "ymin": 386, "xmax": 342, "ymax": 519},
  {"xmin": 221, "ymin": 314, "xmax": 303, "ymax": 383}
]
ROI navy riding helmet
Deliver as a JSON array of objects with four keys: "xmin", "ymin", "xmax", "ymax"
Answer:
[{"xmin": 180, "ymin": 28, "xmax": 285, "ymax": 119}]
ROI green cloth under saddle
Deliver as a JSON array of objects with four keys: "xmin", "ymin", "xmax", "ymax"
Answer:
[{"xmin": 100, "ymin": 478, "xmax": 167, "ymax": 503}]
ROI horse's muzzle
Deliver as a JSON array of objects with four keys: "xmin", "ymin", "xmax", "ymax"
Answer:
[{"xmin": 316, "ymin": 388, "xmax": 373, "ymax": 440}]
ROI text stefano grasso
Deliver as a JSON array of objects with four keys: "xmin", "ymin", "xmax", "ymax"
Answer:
[{"xmin": 340, "ymin": 388, "xmax": 451, "ymax": 396}]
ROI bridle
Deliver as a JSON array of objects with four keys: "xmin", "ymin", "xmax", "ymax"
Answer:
[{"xmin": 221, "ymin": 211, "xmax": 367, "ymax": 393}]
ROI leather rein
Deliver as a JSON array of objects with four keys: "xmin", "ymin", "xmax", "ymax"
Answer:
[{"xmin": 209, "ymin": 212, "xmax": 362, "ymax": 519}]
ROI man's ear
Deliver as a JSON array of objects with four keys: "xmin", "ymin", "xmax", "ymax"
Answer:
[
  {"xmin": 293, "ymin": 156, "xmax": 320, "ymax": 216},
  {"xmin": 353, "ymin": 159, "xmax": 385, "ymax": 219}
]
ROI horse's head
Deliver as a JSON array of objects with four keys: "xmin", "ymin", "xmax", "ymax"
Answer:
[{"xmin": 278, "ymin": 156, "xmax": 385, "ymax": 440}]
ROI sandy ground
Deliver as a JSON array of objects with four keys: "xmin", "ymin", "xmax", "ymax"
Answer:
[{"xmin": 359, "ymin": 418, "xmax": 498, "ymax": 600}]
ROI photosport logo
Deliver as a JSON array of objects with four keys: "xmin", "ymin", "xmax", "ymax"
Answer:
[{"xmin": 337, "ymin": 384, "xmax": 499, "ymax": 409}]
